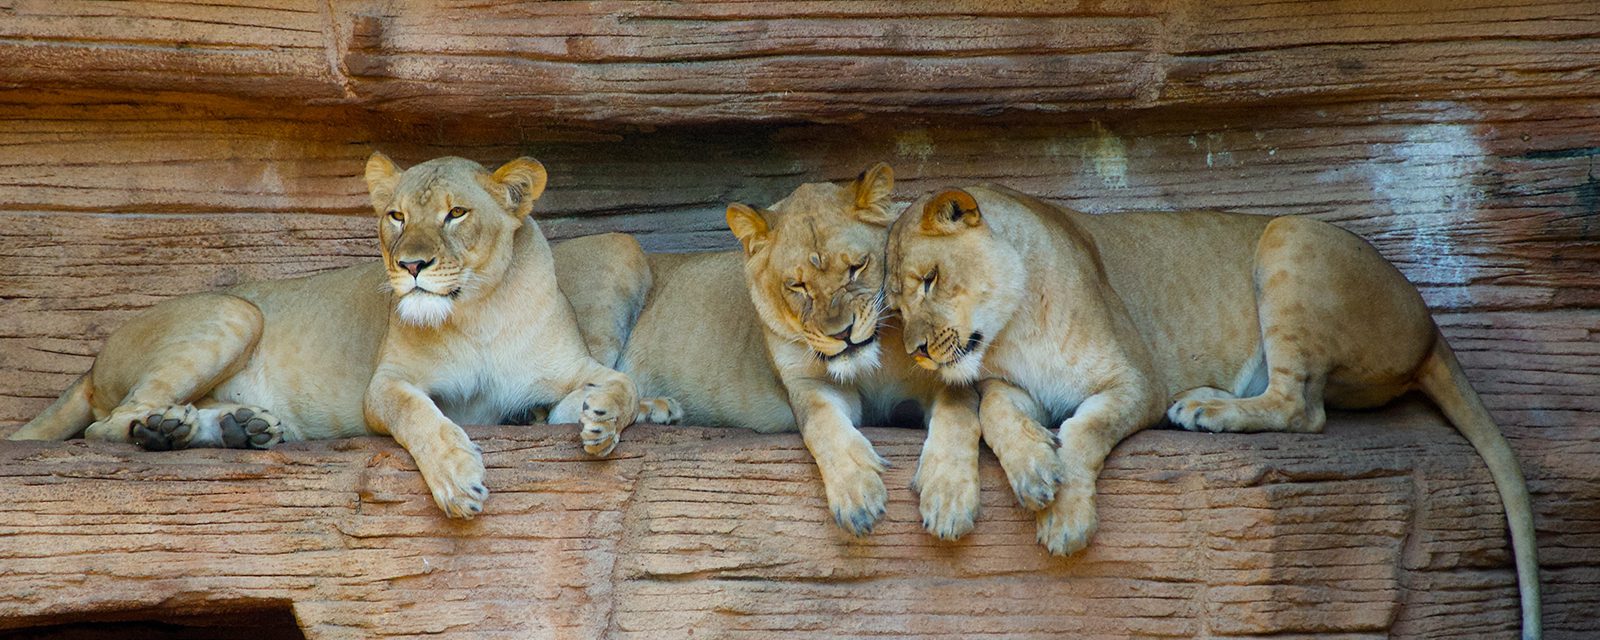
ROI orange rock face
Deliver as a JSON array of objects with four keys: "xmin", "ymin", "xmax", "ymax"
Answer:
[{"xmin": 1, "ymin": 403, "xmax": 1594, "ymax": 638}]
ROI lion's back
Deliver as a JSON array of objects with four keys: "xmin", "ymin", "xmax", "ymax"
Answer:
[
  {"xmin": 624, "ymin": 251, "xmax": 795, "ymax": 433},
  {"xmin": 968, "ymin": 184, "xmax": 1275, "ymax": 399}
]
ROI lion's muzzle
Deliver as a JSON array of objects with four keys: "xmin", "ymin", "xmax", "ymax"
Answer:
[
  {"xmin": 825, "ymin": 333, "xmax": 876, "ymax": 362},
  {"xmin": 913, "ymin": 329, "xmax": 984, "ymax": 371}
]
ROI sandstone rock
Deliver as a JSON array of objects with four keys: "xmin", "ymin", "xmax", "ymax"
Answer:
[{"xmin": 0, "ymin": 402, "xmax": 1593, "ymax": 638}]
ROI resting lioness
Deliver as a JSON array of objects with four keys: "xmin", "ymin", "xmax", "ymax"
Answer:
[
  {"xmin": 884, "ymin": 184, "xmax": 1541, "ymax": 637},
  {"xmin": 552, "ymin": 235, "xmax": 792, "ymax": 432},
  {"xmin": 10, "ymin": 154, "xmax": 666, "ymax": 519},
  {"xmin": 720, "ymin": 164, "xmax": 996, "ymax": 540}
]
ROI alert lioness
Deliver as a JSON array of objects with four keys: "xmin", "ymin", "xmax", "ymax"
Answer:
[
  {"xmin": 10, "ymin": 154, "xmax": 663, "ymax": 519},
  {"xmin": 885, "ymin": 185, "xmax": 1541, "ymax": 637}
]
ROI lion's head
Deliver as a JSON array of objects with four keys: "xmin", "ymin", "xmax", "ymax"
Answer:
[
  {"xmin": 886, "ymin": 188, "xmax": 1027, "ymax": 385},
  {"xmin": 726, "ymin": 163, "xmax": 897, "ymax": 380},
  {"xmin": 364, "ymin": 153, "xmax": 548, "ymax": 328}
]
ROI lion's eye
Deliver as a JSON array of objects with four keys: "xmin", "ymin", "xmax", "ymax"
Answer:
[
  {"xmin": 447, "ymin": 206, "xmax": 469, "ymax": 221},
  {"xmin": 387, "ymin": 210, "xmax": 404, "ymax": 223},
  {"xmin": 920, "ymin": 267, "xmax": 939, "ymax": 295},
  {"xmin": 847, "ymin": 255, "xmax": 869, "ymax": 282}
]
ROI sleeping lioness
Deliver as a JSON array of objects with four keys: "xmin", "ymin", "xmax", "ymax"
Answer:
[
  {"xmin": 722, "ymin": 164, "xmax": 992, "ymax": 539},
  {"xmin": 10, "ymin": 153, "xmax": 671, "ymax": 519},
  {"xmin": 884, "ymin": 185, "xmax": 1541, "ymax": 638},
  {"xmin": 503, "ymin": 165, "xmax": 986, "ymax": 540}
]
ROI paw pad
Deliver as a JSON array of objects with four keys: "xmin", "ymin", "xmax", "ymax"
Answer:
[
  {"xmin": 130, "ymin": 405, "xmax": 197, "ymax": 451},
  {"xmin": 219, "ymin": 406, "xmax": 283, "ymax": 449}
]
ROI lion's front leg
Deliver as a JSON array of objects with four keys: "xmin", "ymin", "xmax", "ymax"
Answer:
[
  {"xmin": 979, "ymin": 379, "xmax": 1064, "ymax": 512},
  {"xmin": 913, "ymin": 385, "xmax": 982, "ymax": 541},
  {"xmin": 789, "ymin": 381, "xmax": 887, "ymax": 536},
  {"xmin": 366, "ymin": 375, "xmax": 487, "ymax": 519},
  {"xmin": 1038, "ymin": 387, "xmax": 1156, "ymax": 556}
]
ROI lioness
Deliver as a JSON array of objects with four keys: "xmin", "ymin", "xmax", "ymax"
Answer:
[
  {"xmin": 884, "ymin": 185, "xmax": 1541, "ymax": 637},
  {"xmin": 10, "ymin": 154, "xmax": 665, "ymax": 519},
  {"xmin": 552, "ymin": 236, "xmax": 793, "ymax": 433},
  {"xmin": 721, "ymin": 164, "xmax": 1013, "ymax": 540}
]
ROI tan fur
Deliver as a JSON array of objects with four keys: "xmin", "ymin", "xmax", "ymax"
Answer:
[
  {"xmin": 720, "ymin": 164, "xmax": 1000, "ymax": 540},
  {"xmin": 548, "ymin": 192, "xmax": 981, "ymax": 539},
  {"xmin": 552, "ymin": 236, "xmax": 783, "ymax": 430},
  {"xmin": 11, "ymin": 154, "xmax": 657, "ymax": 520},
  {"xmin": 886, "ymin": 184, "xmax": 1541, "ymax": 638}
]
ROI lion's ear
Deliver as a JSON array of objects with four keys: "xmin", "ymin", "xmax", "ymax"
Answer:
[
  {"xmin": 364, "ymin": 151, "xmax": 401, "ymax": 211},
  {"xmin": 726, "ymin": 203, "xmax": 771, "ymax": 255},
  {"xmin": 850, "ymin": 162, "xmax": 896, "ymax": 226},
  {"xmin": 491, "ymin": 157, "xmax": 549, "ymax": 217},
  {"xmin": 919, "ymin": 188, "xmax": 982, "ymax": 235}
]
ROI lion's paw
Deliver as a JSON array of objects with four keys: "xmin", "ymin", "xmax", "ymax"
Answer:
[
  {"xmin": 1168, "ymin": 387, "xmax": 1234, "ymax": 432},
  {"xmin": 419, "ymin": 440, "xmax": 488, "ymax": 519},
  {"xmin": 1036, "ymin": 479, "xmax": 1098, "ymax": 556},
  {"xmin": 819, "ymin": 448, "xmax": 889, "ymax": 536},
  {"xmin": 636, "ymin": 396, "xmax": 683, "ymax": 425},
  {"xmin": 995, "ymin": 425, "xmax": 1064, "ymax": 512},
  {"xmin": 84, "ymin": 416, "xmax": 135, "ymax": 444},
  {"xmin": 579, "ymin": 383, "xmax": 631, "ymax": 456},
  {"xmin": 219, "ymin": 406, "xmax": 283, "ymax": 449},
  {"xmin": 130, "ymin": 405, "xmax": 200, "ymax": 451},
  {"xmin": 912, "ymin": 450, "xmax": 980, "ymax": 541},
  {"xmin": 1169, "ymin": 399, "xmax": 1220, "ymax": 432}
]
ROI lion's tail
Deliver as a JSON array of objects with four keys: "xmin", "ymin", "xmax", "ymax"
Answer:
[
  {"xmin": 9, "ymin": 373, "xmax": 94, "ymax": 441},
  {"xmin": 1416, "ymin": 332, "xmax": 1541, "ymax": 640}
]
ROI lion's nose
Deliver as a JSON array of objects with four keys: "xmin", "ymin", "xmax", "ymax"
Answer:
[
  {"xmin": 912, "ymin": 343, "xmax": 931, "ymax": 359},
  {"xmin": 831, "ymin": 326, "xmax": 853, "ymax": 342},
  {"xmin": 398, "ymin": 258, "xmax": 435, "ymax": 277}
]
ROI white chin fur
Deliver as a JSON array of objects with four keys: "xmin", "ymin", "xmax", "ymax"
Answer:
[
  {"xmin": 397, "ymin": 292, "xmax": 454, "ymax": 328},
  {"xmin": 937, "ymin": 352, "xmax": 984, "ymax": 385},
  {"xmin": 825, "ymin": 340, "xmax": 882, "ymax": 382}
]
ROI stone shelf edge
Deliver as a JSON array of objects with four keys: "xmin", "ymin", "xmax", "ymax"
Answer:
[{"xmin": 2, "ymin": 400, "xmax": 1593, "ymax": 638}]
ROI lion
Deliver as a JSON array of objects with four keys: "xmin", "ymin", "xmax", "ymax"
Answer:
[
  {"xmin": 884, "ymin": 184, "xmax": 1541, "ymax": 637},
  {"xmin": 9, "ymin": 153, "xmax": 673, "ymax": 520},
  {"xmin": 551, "ymin": 236, "xmax": 794, "ymax": 434},
  {"xmin": 529, "ymin": 165, "xmax": 992, "ymax": 539},
  {"xmin": 715, "ymin": 163, "xmax": 1040, "ymax": 541}
]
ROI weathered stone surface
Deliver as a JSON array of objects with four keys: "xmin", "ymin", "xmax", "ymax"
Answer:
[
  {"xmin": 1, "ymin": 402, "xmax": 1593, "ymax": 638},
  {"xmin": 3, "ymin": 1, "xmax": 1596, "ymax": 124}
]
